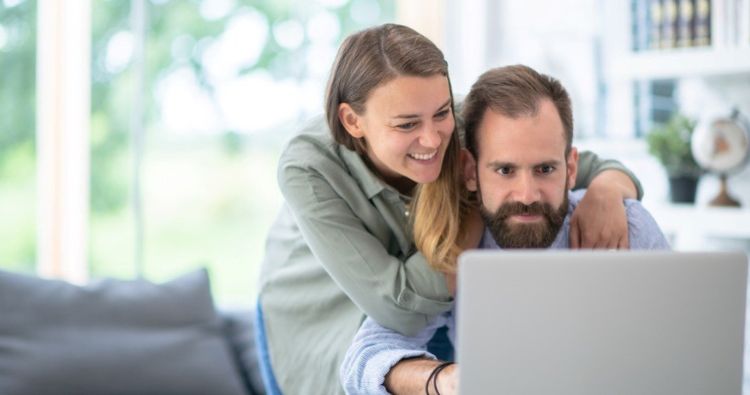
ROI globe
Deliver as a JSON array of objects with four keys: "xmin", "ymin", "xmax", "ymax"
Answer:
[{"xmin": 691, "ymin": 109, "xmax": 750, "ymax": 206}]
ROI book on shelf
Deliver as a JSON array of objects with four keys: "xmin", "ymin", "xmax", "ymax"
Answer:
[
  {"xmin": 694, "ymin": 0, "xmax": 711, "ymax": 46},
  {"xmin": 677, "ymin": 0, "xmax": 695, "ymax": 47},
  {"xmin": 662, "ymin": 0, "xmax": 679, "ymax": 48},
  {"xmin": 649, "ymin": 0, "xmax": 664, "ymax": 49},
  {"xmin": 634, "ymin": 0, "xmax": 717, "ymax": 50}
]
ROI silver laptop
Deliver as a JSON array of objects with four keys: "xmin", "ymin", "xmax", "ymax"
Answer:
[{"xmin": 456, "ymin": 251, "xmax": 748, "ymax": 395}]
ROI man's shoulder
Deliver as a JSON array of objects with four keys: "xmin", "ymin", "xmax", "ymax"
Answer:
[
  {"xmin": 623, "ymin": 199, "xmax": 671, "ymax": 250},
  {"xmin": 567, "ymin": 189, "xmax": 669, "ymax": 250}
]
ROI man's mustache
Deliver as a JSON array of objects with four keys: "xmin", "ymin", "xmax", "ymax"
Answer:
[{"xmin": 494, "ymin": 201, "xmax": 552, "ymax": 219}]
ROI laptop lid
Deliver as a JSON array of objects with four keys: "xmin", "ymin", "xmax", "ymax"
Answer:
[{"xmin": 456, "ymin": 251, "xmax": 747, "ymax": 395}]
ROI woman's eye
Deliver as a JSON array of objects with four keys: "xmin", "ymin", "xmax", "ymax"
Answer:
[
  {"xmin": 396, "ymin": 122, "xmax": 417, "ymax": 131},
  {"xmin": 434, "ymin": 109, "xmax": 450, "ymax": 119}
]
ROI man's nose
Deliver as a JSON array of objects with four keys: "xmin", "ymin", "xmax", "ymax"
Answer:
[{"xmin": 512, "ymin": 172, "xmax": 541, "ymax": 205}]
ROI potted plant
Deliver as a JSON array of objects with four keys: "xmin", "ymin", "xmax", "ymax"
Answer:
[{"xmin": 646, "ymin": 114, "xmax": 704, "ymax": 203}]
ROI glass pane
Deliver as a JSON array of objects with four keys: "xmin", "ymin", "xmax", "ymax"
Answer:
[
  {"xmin": 0, "ymin": 0, "xmax": 36, "ymax": 273},
  {"xmin": 90, "ymin": 1, "xmax": 394, "ymax": 306},
  {"xmin": 90, "ymin": 1, "xmax": 136, "ymax": 279}
]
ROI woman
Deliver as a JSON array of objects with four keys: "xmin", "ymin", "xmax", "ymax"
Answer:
[{"xmin": 256, "ymin": 23, "xmax": 641, "ymax": 395}]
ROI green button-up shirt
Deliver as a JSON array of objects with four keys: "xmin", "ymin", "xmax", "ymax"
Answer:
[{"xmin": 258, "ymin": 114, "xmax": 642, "ymax": 395}]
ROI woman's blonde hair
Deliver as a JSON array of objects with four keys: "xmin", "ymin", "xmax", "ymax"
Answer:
[{"xmin": 410, "ymin": 121, "xmax": 474, "ymax": 274}]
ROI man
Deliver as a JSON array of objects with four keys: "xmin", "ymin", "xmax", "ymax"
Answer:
[{"xmin": 340, "ymin": 65, "xmax": 670, "ymax": 395}]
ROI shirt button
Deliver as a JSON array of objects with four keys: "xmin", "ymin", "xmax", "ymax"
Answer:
[{"xmin": 404, "ymin": 210, "xmax": 410, "ymax": 217}]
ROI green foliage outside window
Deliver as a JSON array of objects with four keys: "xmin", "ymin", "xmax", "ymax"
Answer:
[{"xmin": 0, "ymin": 0, "xmax": 393, "ymax": 303}]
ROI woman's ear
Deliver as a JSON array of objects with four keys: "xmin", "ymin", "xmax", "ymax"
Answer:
[
  {"xmin": 462, "ymin": 148, "xmax": 478, "ymax": 192},
  {"xmin": 338, "ymin": 103, "xmax": 364, "ymax": 138}
]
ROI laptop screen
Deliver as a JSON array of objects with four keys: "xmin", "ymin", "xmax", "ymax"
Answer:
[{"xmin": 456, "ymin": 251, "xmax": 747, "ymax": 395}]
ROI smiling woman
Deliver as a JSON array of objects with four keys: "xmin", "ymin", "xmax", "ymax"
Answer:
[{"xmin": 338, "ymin": 75, "xmax": 455, "ymax": 191}]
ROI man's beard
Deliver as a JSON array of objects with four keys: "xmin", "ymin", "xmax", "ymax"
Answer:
[{"xmin": 479, "ymin": 189, "xmax": 569, "ymax": 249}]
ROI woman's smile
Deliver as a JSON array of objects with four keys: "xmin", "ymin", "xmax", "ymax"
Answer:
[{"xmin": 408, "ymin": 150, "xmax": 438, "ymax": 161}]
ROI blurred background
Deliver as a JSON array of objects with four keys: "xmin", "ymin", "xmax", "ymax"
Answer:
[{"xmin": 0, "ymin": 0, "xmax": 749, "ymax": 307}]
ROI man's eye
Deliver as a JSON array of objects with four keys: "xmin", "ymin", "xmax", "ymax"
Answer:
[
  {"xmin": 497, "ymin": 167, "xmax": 513, "ymax": 175},
  {"xmin": 538, "ymin": 165, "xmax": 555, "ymax": 174}
]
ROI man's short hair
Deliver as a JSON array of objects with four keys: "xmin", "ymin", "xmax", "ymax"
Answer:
[{"xmin": 462, "ymin": 64, "xmax": 574, "ymax": 157}]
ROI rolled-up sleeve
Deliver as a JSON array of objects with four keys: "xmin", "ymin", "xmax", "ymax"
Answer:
[
  {"xmin": 340, "ymin": 315, "xmax": 447, "ymax": 395},
  {"xmin": 575, "ymin": 150, "xmax": 644, "ymax": 200}
]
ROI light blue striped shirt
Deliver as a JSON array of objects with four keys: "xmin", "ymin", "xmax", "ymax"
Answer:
[{"xmin": 340, "ymin": 190, "xmax": 670, "ymax": 395}]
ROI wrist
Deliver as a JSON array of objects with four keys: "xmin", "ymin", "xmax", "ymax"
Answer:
[
  {"xmin": 426, "ymin": 361, "xmax": 456, "ymax": 395},
  {"xmin": 589, "ymin": 170, "xmax": 635, "ymax": 200},
  {"xmin": 435, "ymin": 363, "xmax": 457, "ymax": 394}
]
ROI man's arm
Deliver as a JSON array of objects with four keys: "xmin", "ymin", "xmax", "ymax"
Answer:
[
  {"xmin": 385, "ymin": 358, "xmax": 458, "ymax": 395},
  {"xmin": 340, "ymin": 314, "xmax": 452, "ymax": 395}
]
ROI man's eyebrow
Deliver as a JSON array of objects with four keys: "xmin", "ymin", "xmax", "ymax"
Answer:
[
  {"xmin": 392, "ymin": 98, "xmax": 452, "ymax": 119},
  {"xmin": 535, "ymin": 160, "xmax": 564, "ymax": 167},
  {"xmin": 486, "ymin": 160, "xmax": 564, "ymax": 168},
  {"xmin": 487, "ymin": 161, "xmax": 517, "ymax": 169}
]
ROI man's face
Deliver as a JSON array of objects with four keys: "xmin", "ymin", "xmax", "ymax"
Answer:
[{"xmin": 465, "ymin": 99, "xmax": 578, "ymax": 248}]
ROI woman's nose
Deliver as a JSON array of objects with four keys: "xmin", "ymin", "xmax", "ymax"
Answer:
[{"xmin": 419, "ymin": 125, "xmax": 441, "ymax": 148}]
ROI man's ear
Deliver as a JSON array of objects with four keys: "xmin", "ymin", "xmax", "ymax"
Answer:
[
  {"xmin": 566, "ymin": 147, "xmax": 579, "ymax": 189},
  {"xmin": 338, "ymin": 103, "xmax": 364, "ymax": 138},
  {"xmin": 462, "ymin": 148, "xmax": 478, "ymax": 192}
]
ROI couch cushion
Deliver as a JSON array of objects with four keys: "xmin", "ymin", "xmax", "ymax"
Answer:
[
  {"xmin": 221, "ymin": 309, "xmax": 266, "ymax": 395},
  {"xmin": 0, "ymin": 268, "xmax": 249, "ymax": 395}
]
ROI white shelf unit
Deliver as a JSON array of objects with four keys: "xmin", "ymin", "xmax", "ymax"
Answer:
[
  {"xmin": 646, "ymin": 203, "xmax": 750, "ymax": 242},
  {"xmin": 599, "ymin": 1, "xmax": 750, "ymax": 250},
  {"xmin": 610, "ymin": 47, "xmax": 750, "ymax": 80}
]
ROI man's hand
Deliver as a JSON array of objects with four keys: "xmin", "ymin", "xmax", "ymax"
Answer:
[
  {"xmin": 570, "ymin": 170, "xmax": 636, "ymax": 249},
  {"xmin": 385, "ymin": 358, "xmax": 459, "ymax": 395}
]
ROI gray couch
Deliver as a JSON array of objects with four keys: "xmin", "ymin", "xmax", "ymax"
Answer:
[{"xmin": 0, "ymin": 268, "xmax": 265, "ymax": 395}]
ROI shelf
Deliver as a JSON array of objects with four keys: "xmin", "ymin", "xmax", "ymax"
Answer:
[
  {"xmin": 645, "ymin": 203, "xmax": 750, "ymax": 240},
  {"xmin": 609, "ymin": 47, "xmax": 750, "ymax": 80}
]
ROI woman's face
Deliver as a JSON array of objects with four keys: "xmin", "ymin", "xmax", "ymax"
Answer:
[{"xmin": 340, "ymin": 74, "xmax": 455, "ymax": 190}]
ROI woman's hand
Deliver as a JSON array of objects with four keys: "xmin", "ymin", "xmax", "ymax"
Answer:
[{"xmin": 570, "ymin": 170, "xmax": 637, "ymax": 249}]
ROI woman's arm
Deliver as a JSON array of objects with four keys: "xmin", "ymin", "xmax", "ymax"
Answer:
[
  {"xmin": 574, "ymin": 150, "xmax": 642, "ymax": 199},
  {"xmin": 279, "ymin": 161, "xmax": 451, "ymax": 336},
  {"xmin": 571, "ymin": 151, "xmax": 643, "ymax": 249}
]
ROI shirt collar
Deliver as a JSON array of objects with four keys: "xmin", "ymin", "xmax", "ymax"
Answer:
[{"xmin": 339, "ymin": 145, "xmax": 388, "ymax": 199}]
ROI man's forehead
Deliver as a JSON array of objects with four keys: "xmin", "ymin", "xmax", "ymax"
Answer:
[{"xmin": 476, "ymin": 105, "xmax": 567, "ymax": 161}]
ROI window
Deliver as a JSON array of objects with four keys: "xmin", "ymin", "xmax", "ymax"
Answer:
[
  {"xmin": 0, "ymin": 0, "xmax": 36, "ymax": 273},
  {"xmin": 89, "ymin": 0, "xmax": 395, "ymax": 305}
]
